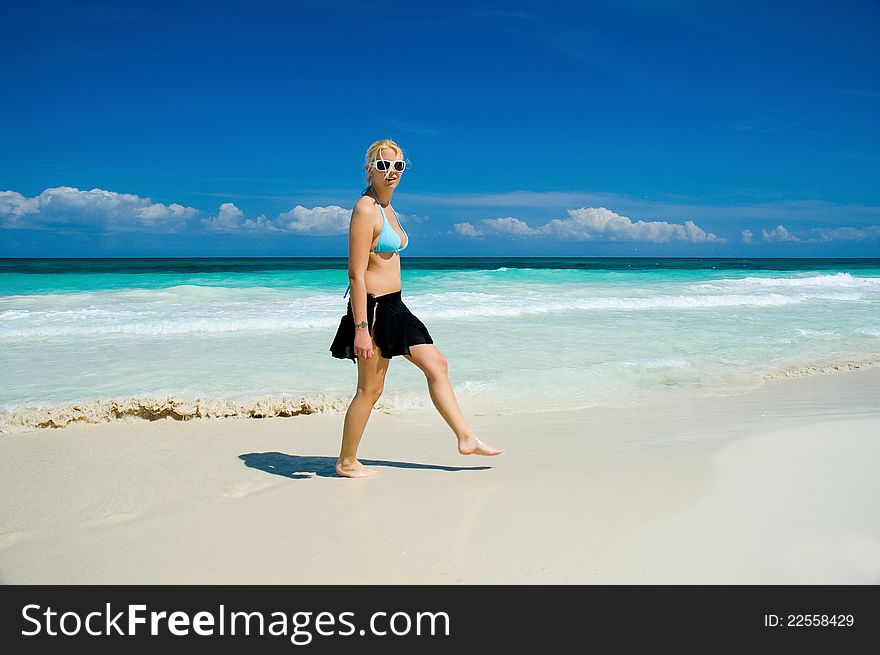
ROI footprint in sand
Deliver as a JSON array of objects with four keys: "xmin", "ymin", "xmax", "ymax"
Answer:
[
  {"xmin": 0, "ymin": 530, "xmax": 33, "ymax": 549},
  {"xmin": 222, "ymin": 480, "xmax": 279, "ymax": 498},
  {"xmin": 86, "ymin": 511, "xmax": 141, "ymax": 528}
]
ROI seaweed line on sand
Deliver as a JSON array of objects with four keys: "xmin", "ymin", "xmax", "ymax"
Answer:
[{"xmin": 0, "ymin": 394, "xmax": 354, "ymax": 435}]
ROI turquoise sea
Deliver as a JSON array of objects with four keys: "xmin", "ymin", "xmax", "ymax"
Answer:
[{"xmin": 1, "ymin": 257, "xmax": 879, "ymax": 425}]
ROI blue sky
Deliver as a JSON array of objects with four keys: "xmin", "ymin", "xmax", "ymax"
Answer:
[{"xmin": 1, "ymin": 0, "xmax": 879, "ymax": 257}]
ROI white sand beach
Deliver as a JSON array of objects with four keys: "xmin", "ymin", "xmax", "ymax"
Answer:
[{"xmin": 1, "ymin": 368, "xmax": 879, "ymax": 585}]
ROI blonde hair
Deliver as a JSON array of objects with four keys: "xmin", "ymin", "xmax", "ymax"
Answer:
[{"xmin": 363, "ymin": 138, "xmax": 405, "ymax": 189}]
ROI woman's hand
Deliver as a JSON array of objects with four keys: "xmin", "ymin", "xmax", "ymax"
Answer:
[{"xmin": 354, "ymin": 329, "xmax": 374, "ymax": 359}]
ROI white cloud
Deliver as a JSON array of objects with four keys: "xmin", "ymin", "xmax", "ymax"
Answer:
[
  {"xmin": 0, "ymin": 186, "xmax": 197, "ymax": 232},
  {"xmin": 761, "ymin": 223, "xmax": 880, "ymax": 243},
  {"xmin": 809, "ymin": 225, "xmax": 880, "ymax": 241},
  {"xmin": 762, "ymin": 225, "xmax": 799, "ymax": 242},
  {"xmin": 276, "ymin": 205, "xmax": 351, "ymax": 235},
  {"xmin": 460, "ymin": 207, "xmax": 723, "ymax": 243},
  {"xmin": 201, "ymin": 203, "xmax": 354, "ymax": 235},
  {"xmin": 201, "ymin": 202, "xmax": 275, "ymax": 232},
  {"xmin": 135, "ymin": 202, "xmax": 196, "ymax": 224},
  {"xmin": 0, "ymin": 191, "xmax": 39, "ymax": 227},
  {"xmin": 208, "ymin": 202, "xmax": 245, "ymax": 230},
  {"xmin": 403, "ymin": 191, "xmax": 880, "ymax": 232},
  {"xmin": 453, "ymin": 222, "xmax": 483, "ymax": 237},
  {"xmin": 483, "ymin": 216, "xmax": 536, "ymax": 236},
  {"xmin": 742, "ymin": 229, "xmax": 753, "ymax": 243},
  {"xmin": 0, "ymin": 186, "xmax": 360, "ymax": 236}
]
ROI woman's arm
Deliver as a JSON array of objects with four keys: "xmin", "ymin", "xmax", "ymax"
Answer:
[{"xmin": 347, "ymin": 199, "xmax": 374, "ymax": 331}]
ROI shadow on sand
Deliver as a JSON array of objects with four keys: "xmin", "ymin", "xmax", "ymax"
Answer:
[{"xmin": 239, "ymin": 452, "xmax": 493, "ymax": 479}]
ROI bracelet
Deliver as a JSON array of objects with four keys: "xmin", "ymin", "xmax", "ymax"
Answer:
[{"xmin": 354, "ymin": 320, "xmax": 369, "ymax": 330}]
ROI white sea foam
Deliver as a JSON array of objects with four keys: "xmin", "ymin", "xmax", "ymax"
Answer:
[
  {"xmin": 693, "ymin": 273, "xmax": 880, "ymax": 291},
  {"xmin": 796, "ymin": 328, "xmax": 839, "ymax": 337},
  {"xmin": 0, "ymin": 314, "xmax": 332, "ymax": 337},
  {"xmin": 623, "ymin": 357, "xmax": 692, "ymax": 369},
  {"xmin": 420, "ymin": 290, "xmax": 859, "ymax": 319},
  {"xmin": 0, "ymin": 287, "xmax": 867, "ymax": 338}
]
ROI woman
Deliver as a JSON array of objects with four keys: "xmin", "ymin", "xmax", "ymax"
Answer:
[{"xmin": 329, "ymin": 139, "xmax": 502, "ymax": 478}]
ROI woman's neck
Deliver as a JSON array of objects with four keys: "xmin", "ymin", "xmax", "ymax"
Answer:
[{"xmin": 369, "ymin": 183, "xmax": 392, "ymax": 207}]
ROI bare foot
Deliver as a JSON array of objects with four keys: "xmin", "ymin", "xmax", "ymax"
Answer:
[
  {"xmin": 335, "ymin": 460, "xmax": 379, "ymax": 478},
  {"xmin": 458, "ymin": 437, "xmax": 503, "ymax": 456}
]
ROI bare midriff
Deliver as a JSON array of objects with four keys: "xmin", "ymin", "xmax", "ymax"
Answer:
[{"xmin": 363, "ymin": 249, "xmax": 402, "ymax": 296}]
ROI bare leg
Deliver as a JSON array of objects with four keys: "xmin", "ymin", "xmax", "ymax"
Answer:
[
  {"xmin": 337, "ymin": 336, "xmax": 390, "ymax": 478},
  {"xmin": 404, "ymin": 344, "xmax": 502, "ymax": 456}
]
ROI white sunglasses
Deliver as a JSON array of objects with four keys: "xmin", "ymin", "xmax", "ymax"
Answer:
[{"xmin": 370, "ymin": 159, "xmax": 407, "ymax": 173}]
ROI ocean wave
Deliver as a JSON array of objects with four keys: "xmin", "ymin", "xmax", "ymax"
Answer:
[
  {"xmin": 0, "ymin": 314, "xmax": 332, "ymax": 337},
  {"xmin": 0, "ymin": 290, "xmax": 866, "ymax": 338},
  {"xmin": 424, "ymin": 291, "xmax": 859, "ymax": 319},
  {"xmin": 693, "ymin": 272, "xmax": 880, "ymax": 291},
  {"xmin": 622, "ymin": 357, "xmax": 692, "ymax": 369},
  {"xmin": 796, "ymin": 328, "xmax": 839, "ymax": 337}
]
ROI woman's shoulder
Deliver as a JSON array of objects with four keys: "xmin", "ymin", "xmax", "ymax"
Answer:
[
  {"xmin": 351, "ymin": 194, "xmax": 381, "ymax": 228},
  {"xmin": 353, "ymin": 191, "xmax": 378, "ymax": 211}
]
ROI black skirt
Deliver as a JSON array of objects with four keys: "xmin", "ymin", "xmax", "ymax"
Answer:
[{"xmin": 329, "ymin": 290, "xmax": 434, "ymax": 363}]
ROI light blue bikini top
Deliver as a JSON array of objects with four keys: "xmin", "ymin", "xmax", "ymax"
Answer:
[
  {"xmin": 370, "ymin": 187, "xmax": 408, "ymax": 254},
  {"xmin": 342, "ymin": 188, "xmax": 408, "ymax": 298}
]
